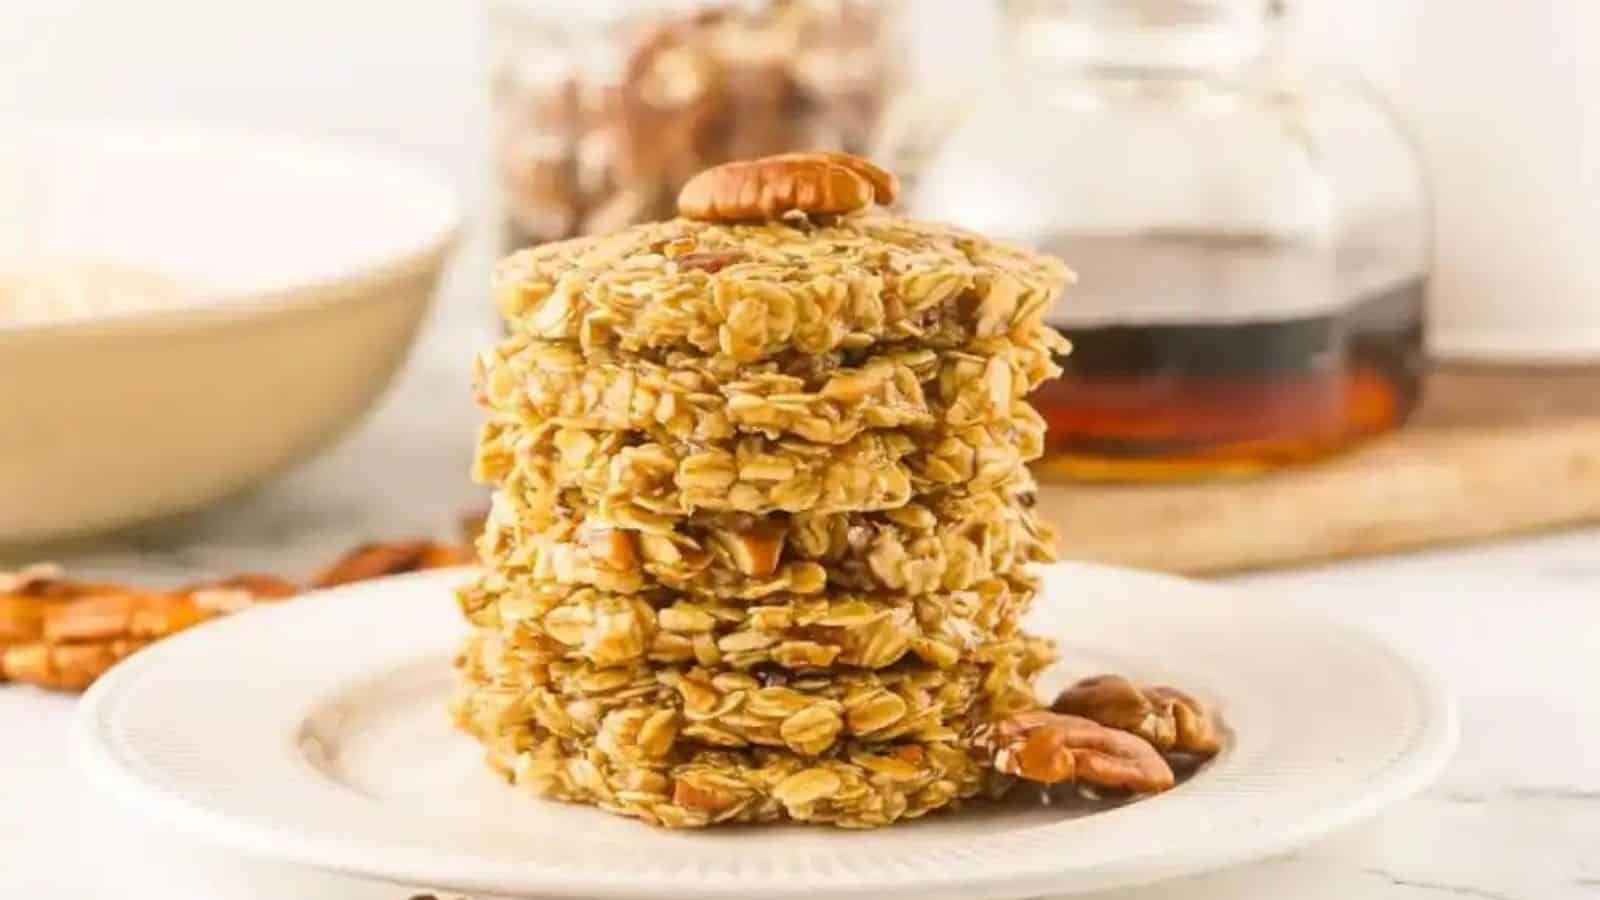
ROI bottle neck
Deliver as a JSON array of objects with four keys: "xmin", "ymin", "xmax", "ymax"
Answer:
[{"xmin": 1003, "ymin": 0, "xmax": 1281, "ymax": 76}]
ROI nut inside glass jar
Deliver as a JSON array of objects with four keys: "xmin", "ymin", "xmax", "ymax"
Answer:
[{"xmin": 487, "ymin": 0, "xmax": 900, "ymax": 248}]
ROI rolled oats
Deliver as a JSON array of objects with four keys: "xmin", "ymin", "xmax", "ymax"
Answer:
[
  {"xmin": 451, "ymin": 630, "xmax": 1056, "ymax": 736},
  {"xmin": 475, "ymin": 415, "xmax": 1045, "ymax": 518},
  {"xmin": 458, "ymin": 572, "xmax": 1040, "ymax": 674},
  {"xmin": 475, "ymin": 334, "xmax": 1063, "ymax": 445},
  {"xmin": 477, "ymin": 730, "xmax": 998, "ymax": 829},
  {"xmin": 478, "ymin": 427, "xmax": 916, "ymax": 517},
  {"xmin": 494, "ymin": 216, "xmax": 1071, "ymax": 363},
  {"xmin": 454, "ymin": 633, "xmax": 1054, "ymax": 754},
  {"xmin": 474, "ymin": 484, "xmax": 1053, "ymax": 597}
]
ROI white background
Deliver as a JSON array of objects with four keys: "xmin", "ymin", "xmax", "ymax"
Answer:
[
  {"xmin": 1, "ymin": 0, "xmax": 1000, "ymax": 215},
  {"xmin": 4, "ymin": 0, "xmax": 491, "ymax": 206},
  {"xmin": 22, "ymin": 0, "xmax": 1591, "ymax": 359},
  {"xmin": 1, "ymin": 0, "xmax": 1003, "ymax": 309},
  {"xmin": 3, "ymin": 1, "xmax": 1348, "ymax": 198}
]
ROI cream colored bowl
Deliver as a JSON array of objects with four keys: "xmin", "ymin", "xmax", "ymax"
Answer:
[{"xmin": 0, "ymin": 126, "xmax": 461, "ymax": 544}]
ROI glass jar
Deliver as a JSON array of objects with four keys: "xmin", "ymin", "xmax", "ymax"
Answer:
[
  {"xmin": 486, "ymin": 0, "xmax": 899, "ymax": 249},
  {"xmin": 901, "ymin": 0, "xmax": 1429, "ymax": 480}
]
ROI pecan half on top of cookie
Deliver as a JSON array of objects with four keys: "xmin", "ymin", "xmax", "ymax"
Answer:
[{"xmin": 677, "ymin": 151, "xmax": 899, "ymax": 222}]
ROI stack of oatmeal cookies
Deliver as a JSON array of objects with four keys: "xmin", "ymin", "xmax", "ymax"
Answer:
[{"xmin": 452, "ymin": 152, "xmax": 1075, "ymax": 828}]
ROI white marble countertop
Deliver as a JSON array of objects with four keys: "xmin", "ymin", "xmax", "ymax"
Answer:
[{"xmin": 4, "ymin": 308, "xmax": 1597, "ymax": 899}]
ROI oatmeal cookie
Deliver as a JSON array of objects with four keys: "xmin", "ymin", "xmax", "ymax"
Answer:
[
  {"xmin": 483, "ymin": 731, "xmax": 1000, "ymax": 829},
  {"xmin": 474, "ymin": 484, "xmax": 1053, "ymax": 597},
  {"xmin": 453, "ymin": 636, "xmax": 1053, "ymax": 762},
  {"xmin": 475, "ymin": 415, "xmax": 1045, "ymax": 518},
  {"xmin": 458, "ymin": 573, "xmax": 1039, "ymax": 672},
  {"xmin": 494, "ymin": 216, "xmax": 1070, "ymax": 363},
  {"xmin": 475, "ymin": 334, "xmax": 1065, "ymax": 444}
]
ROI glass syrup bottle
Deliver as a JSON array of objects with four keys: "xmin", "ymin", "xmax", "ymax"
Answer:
[{"xmin": 905, "ymin": 0, "xmax": 1429, "ymax": 480}]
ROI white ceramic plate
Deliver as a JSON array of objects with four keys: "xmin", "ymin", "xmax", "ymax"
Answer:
[{"xmin": 75, "ymin": 564, "xmax": 1456, "ymax": 900}]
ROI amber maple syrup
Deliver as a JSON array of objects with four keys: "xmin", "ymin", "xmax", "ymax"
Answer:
[{"xmin": 1031, "ymin": 233, "xmax": 1425, "ymax": 481}]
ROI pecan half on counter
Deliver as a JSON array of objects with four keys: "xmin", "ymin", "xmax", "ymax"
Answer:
[
  {"xmin": 311, "ymin": 540, "xmax": 474, "ymax": 589},
  {"xmin": 2, "ymin": 530, "xmax": 477, "ymax": 693},
  {"xmin": 0, "ymin": 566, "xmax": 296, "ymax": 692}
]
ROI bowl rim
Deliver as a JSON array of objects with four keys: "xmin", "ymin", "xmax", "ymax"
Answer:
[{"xmin": 0, "ymin": 122, "xmax": 464, "ymax": 339}]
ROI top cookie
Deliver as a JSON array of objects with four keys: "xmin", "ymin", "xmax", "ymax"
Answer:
[{"xmin": 494, "ymin": 158, "xmax": 1073, "ymax": 363}]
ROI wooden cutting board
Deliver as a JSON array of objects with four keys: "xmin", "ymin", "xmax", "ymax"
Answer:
[{"xmin": 1036, "ymin": 366, "xmax": 1600, "ymax": 574}]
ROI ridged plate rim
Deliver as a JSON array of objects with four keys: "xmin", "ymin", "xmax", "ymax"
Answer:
[{"xmin": 74, "ymin": 563, "xmax": 1457, "ymax": 899}]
